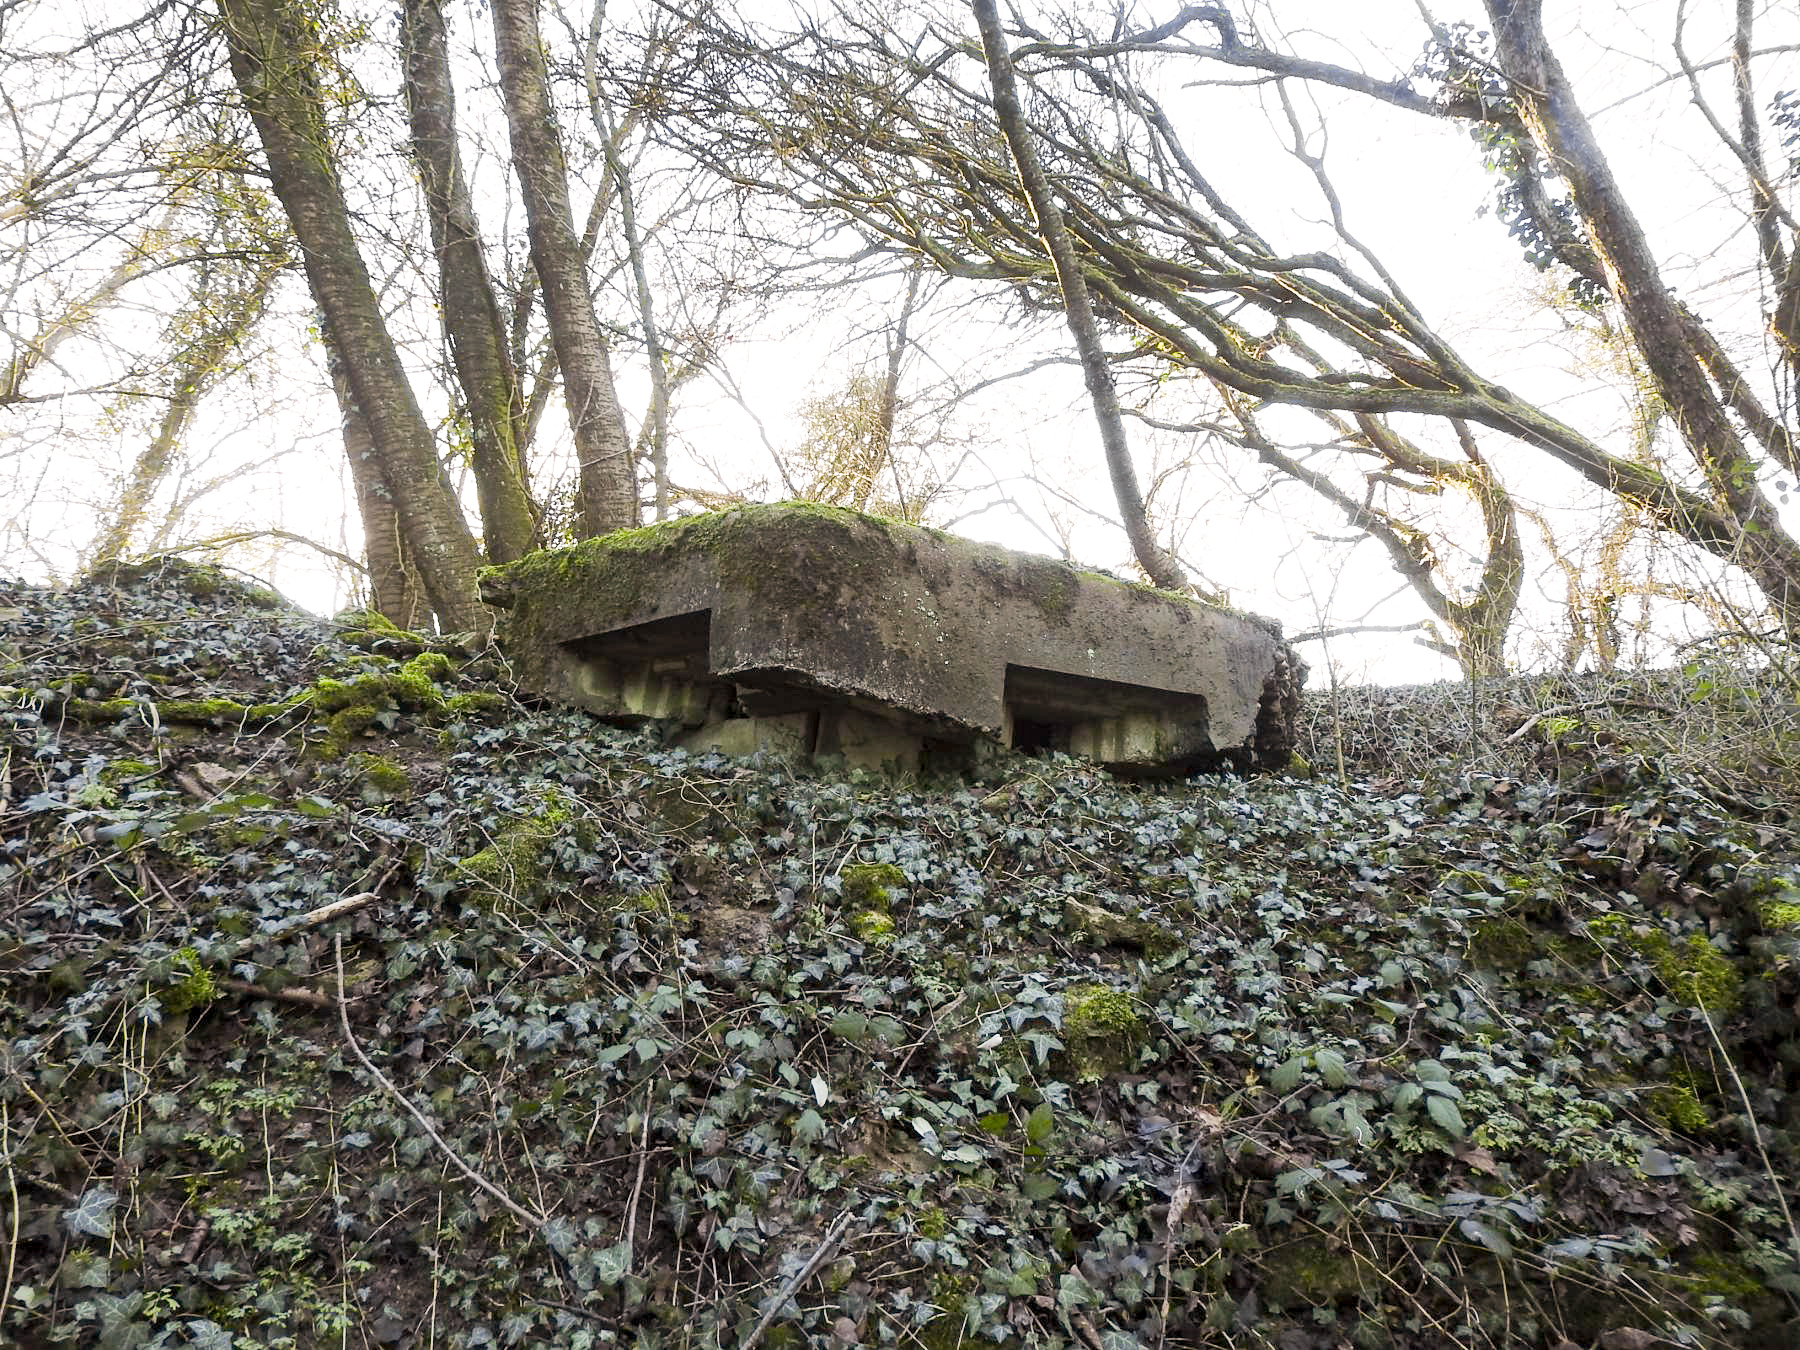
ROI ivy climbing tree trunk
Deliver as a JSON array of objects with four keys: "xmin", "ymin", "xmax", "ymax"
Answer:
[
  {"xmin": 217, "ymin": 0, "xmax": 488, "ymax": 632},
  {"xmin": 971, "ymin": 0, "xmax": 1183, "ymax": 590},
  {"xmin": 491, "ymin": 0, "xmax": 639, "ymax": 539}
]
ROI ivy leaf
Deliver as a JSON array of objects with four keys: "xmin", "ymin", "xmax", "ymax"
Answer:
[
  {"xmin": 184, "ymin": 1320, "xmax": 234, "ymax": 1350},
  {"xmin": 1639, "ymin": 1147, "xmax": 1680, "ymax": 1177},
  {"xmin": 792, "ymin": 1108, "xmax": 827, "ymax": 1144},
  {"xmin": 593, "ymin": 1240, "xmax": 632, "ymax": 1287},
  {"xmin": 542, "ymin": 1215, "xmax": 577, "ymax": 1255},
  {"xmin": 1057, "ymin": 1268, "xmax": 1098, "ymax": 1310},
  {"xmin": 830, "ymin": 1011, "xmax": 869, "ymax": 1042},
  {"xmin": 62, "ymin": 1187, "xmax": 116, "ymax": 1238},
  {"xmin": 1459, "ymin": 1217, "xmax": 1513, "ymax": 1258}
]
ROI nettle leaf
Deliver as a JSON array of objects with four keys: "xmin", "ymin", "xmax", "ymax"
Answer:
[
  {"xmin": 1314, "ymin": 1048, "xmax": 1350, "ymax": 1088},
  {"xmin": 1270, "ymin": 1055, "xmax": 1306, "ymax": 1094},
  {"xmin": 1426, "ymin": 1095, "xmax": 1466, "ymax": 1138},
  {"xmin": 1025, "ymin": 1101, "xmax": 1055, "ymax": 1144}
]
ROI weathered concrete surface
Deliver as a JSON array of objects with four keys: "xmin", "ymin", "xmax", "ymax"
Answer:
[{"xmin": 479, "ymin": 503, "xmax": 1304, "ymax": 772}]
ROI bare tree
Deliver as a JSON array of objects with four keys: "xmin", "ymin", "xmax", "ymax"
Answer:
[
  {"xmin": 89, "ymin": 190, "xmax": 289, "ymax": 566},
  {"xmin": 491, "ymin": 0, "xmax": 638, "ymax": 538},
  {"xmin": 679, "ymin": 0, "xmax": 1800, "ymax": 659},
  {"xmin": 217, "ymin": 0, "xmax": 489, "ymax": 630},
  {"xmin": 971, "ymin": 0, "xmax": 1182, "ymax": 589},
  {"xmin": 400, "ymin": 0, "xmax": 538, "ymax": 564}
]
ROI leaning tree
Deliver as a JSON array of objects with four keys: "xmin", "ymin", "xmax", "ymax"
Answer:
[{"xmin": 678, "ymin": 0, "xmax": 1800, "ymax": 671}]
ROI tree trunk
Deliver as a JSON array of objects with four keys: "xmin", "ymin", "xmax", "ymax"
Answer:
[
  {"xmin": 490, "ymin": 0, "xmax": 638, "ymax": 539},
  {"xmin": 217, "ymin": 0, "xmax": 488, "ymax": 631},
  {"xmin": 971, "ymin": 0, "xmax": 1183, "ymax": 590},
  {"xmin": 1485, "ymin": 0, "xmax": 1800, "ymax": 630},
  {"xmin": 399, "ymin": 0, "xmax": 538, "ymax": 564},
  {"xmin": 328, "ymin": 339, "xmax": 424, "ymax": 627}
]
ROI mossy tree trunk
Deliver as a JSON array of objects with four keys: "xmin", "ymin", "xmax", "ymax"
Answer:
[
  {"xmin": 217, "ymin": 0, "xmax": 488, "ymax": 632},
  {"xmin": 491, "ymin": 0, "xmax": 639, "ymax": 540},
  {"xmin": 399, "ymin": 0, "xmax": 539, "ymax": 565}
]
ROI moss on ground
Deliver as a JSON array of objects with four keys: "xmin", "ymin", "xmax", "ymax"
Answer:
[
  {"xmin": 1588, "ymin": 913, "xmax": 1744, "ymax": 1012},
  {"xmin": 1060, "ymin": 983, "xmax": 1146, "ymax": 1082}
]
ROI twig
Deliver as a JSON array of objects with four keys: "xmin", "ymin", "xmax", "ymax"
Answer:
[
  {"xmin": 334, "ymin": 935, "xmax": 550, "ymax": 1233},
  {"xmin": 1501, "ymin": 698, "xmax": 1675, "ymax": 746},
  {"xmin": 277, "ymin": 890, "xmax": 381, "ymax": 935},
  {"xmin": 739, "ymin": 1208, "xmax": 855, "ymax": 1350},
  {"xmin": 1290, "ymin": 620, "xmax": 1431, "ymax": 644},
  {"xmin": 1157, "ymin": 1154, "xmax": 1198, "ymax": 1347},
  {"xmin": 1, "ymin": 1104, "xmax": 18, "ymax": 1324},
  {"xmin": 623, "ymin": 1102, "xmax": 652, "ymax": 1273},
  {"xmin": 180, "ymin": 1217, "xmax": 210, "ymax": 1265},
  {"xmin": 219, "ymin": 977, "xmax": 344, "ymax": 1010}
]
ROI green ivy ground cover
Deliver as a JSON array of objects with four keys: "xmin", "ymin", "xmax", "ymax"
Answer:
[{"xmin": 2, "ymin": 561, "xmax": 1798, "ymax": 1349}]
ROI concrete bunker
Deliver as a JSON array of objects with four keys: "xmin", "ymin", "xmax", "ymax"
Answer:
[{"xmin": 479, "ymin": 503, "xmax": 1304, "ymax": 773}]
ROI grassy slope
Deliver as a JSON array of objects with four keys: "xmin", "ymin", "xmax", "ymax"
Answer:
[{"xmin": 2, "ymin": 561, "xmax": 1798, "ymax": 1350}]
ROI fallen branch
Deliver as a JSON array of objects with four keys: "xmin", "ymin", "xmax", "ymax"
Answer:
[
  {"xmin": 275, "ymin": 890, "xmax": 381, "ymax": 935},
  {"xmin": 1501, "ymin": 698, "xmax": 1676, "ymax": 746},
  {"xmin": 740, "ymin": 1208, "xmax": 855, "ymax": 1350},
  {"xmin": 219, "ymin": 977, "xmax": 343, "ymax": 1011},
  {"xmin": 334, "ymin": 935, "xmax": 550, "ymax": 1233}
]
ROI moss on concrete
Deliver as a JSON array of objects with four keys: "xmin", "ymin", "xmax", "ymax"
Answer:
[
  {"xmin": 841, "ymin": 862, "xmax": 905, "ymax": 947},
  {"xmin": 1063, "ymin": 897, "xmax": 1180, "ymax": 958},
  {"xmin": 841, "ymin": 862, "xmax": 906, "ymax": 908}
]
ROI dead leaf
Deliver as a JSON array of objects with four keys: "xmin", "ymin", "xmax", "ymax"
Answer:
[{"xmin": 1457, "ymin": 1144, "xmax": 1501, "ymax": 1176}]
